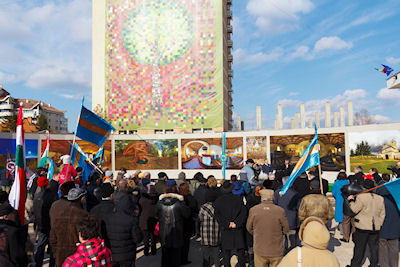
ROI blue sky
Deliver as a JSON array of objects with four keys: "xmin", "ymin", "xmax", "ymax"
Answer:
[{"xmin": 0, "ymin": 0, "xmax": 399, "ymax": 131}]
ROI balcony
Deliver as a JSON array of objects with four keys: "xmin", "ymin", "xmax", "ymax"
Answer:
[
  {"xmin": 387, "ymin": 72, "xmax": 400, "ymax": 89},
  {"xmin": 227, "ymin": 40, "xmax": 233, "ymax": 48},
  {"xmin": 227, "ymin": 10, "xmax": 232, "ymax": 19},
  {"xmin": 228, "ymin": 69, "xmax": 233, "ymax": 78},
  {"xmin": 227, "ymin": 54, "xmax": 233, "ymax": 62},
  {"xmin": 227, "ymin": 25, "xmax": 233, "ymax": 33},
  {"xmin": 227, "ymin": 0, "xmax": 232, "ymax": 5}
]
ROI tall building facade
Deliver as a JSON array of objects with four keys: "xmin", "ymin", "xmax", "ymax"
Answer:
[{"xmin": 92, "ymin": 0, "xmax": 233, "ymax": 133}]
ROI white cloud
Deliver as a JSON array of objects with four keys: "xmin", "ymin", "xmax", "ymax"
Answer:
[
  {"xmin": 314, "ymin": 36, "xmax": 353, "ymax": 52},
  {"xmin": 371, "ymin": 114, "xmax": 391, "ymax": 124},
  {"xmin": 25, "ymin": 66, "xmax": 90, "ymax": 91},
  {"xmin": 0, "ymin": 72, "xmax": 18, "ymax": 84},
  {"xmin": 0, "ymin": 0, "xmax": 91, "ymax": 93},
  {"xmin": 377, "ymin": 87, "xmax": 400, "ymax": 105},
  {"xmin": 246, "ymin": 0, "xmax": 314, "ymax": 33},
  {"xmin": 386, "ymin": 57, "xmax": 400, "ymax": 65},
  {"xmin": 288, "ymin": 45, "xmax": 312, "ymax": 60},
  {"xmin": 289, "ymin": 92, "xmax": 299, "ymax": 96},
  {"xmin": 233, "ymin": 48, "xmax": 283, "ymax": 66}
]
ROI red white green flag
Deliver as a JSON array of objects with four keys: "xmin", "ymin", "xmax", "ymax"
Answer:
[
  {"xmin": 9, "ymin": 105, "xmax": 26, "ymax": 224},
  {"xmin": 38, "ymin": 131, "xmax": 49, "ymax": 168}
]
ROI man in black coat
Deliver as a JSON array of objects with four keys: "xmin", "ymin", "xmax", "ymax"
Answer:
[
  {"xmin": 103, "ymin": 195, "xmax": 143, "ymax": 267},
  {"xmin": 292, "ymin": 172, "xmax": 310, "ymax": 198},
  {"xmin": 214, "ymin": 181, "xmax": 247, "ymax": 267},
  {"xmin": 0, "ymin": 203, "xmax": 28, "ymax": 267},
  {"xmin": 274, "ymin": 176, "xmax": 301, "ymax": 252},
  {"xmin": 33, "ymin": 177, "xmax": 58, "ymax": 267},
  {"xmin": 114, "ymin": 179, "xmax": 139, "ymax": 216},
  {"xmin": 91, "ymin": 183, "xmax": 115, "ymax": 247}
]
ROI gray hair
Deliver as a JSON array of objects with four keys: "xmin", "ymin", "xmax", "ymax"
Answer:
[
  {"xmin": 355, "ymin": 165, "xmax": 363, "ymax": 172},
  {"xmin": 282, "ymin": 176, "xmax": 289, "ymax": 185}
]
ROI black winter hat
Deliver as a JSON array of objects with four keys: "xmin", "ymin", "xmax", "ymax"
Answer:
[
  {"xmin": 100, "ymin": 183, "xmax": 114, "ymax": 198},
  {"xmin": 0, "ymin": 204, "xmax": 14, "ymax": 216}
]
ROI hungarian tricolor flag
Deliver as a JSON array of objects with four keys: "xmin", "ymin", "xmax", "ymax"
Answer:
[
  {"xmin": 38, "ymin": 131, "xmax": 49, "ymax": 168},
  {"xmin": 9, "ymin": 105, "xmax": 26, "ymax": 224}
]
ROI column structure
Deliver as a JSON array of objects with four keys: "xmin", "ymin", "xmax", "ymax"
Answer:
[
  {"xmin": 325, "ymin": 102, "xmax": 331, "ymax": 128},
  {"xmin": 256, "ymin": 105, "xmax": 262, "ymax": 130},
  {"xmin": 339, "ymin": 106, "xmax": 345, "ymax": 127},
  {"xmin": 300, "ymin": 103, "xmax": 306, "ymax": 128},
  {"xmin": 347, "ymin": 101, "xmax": 354, "ymax": 126}
]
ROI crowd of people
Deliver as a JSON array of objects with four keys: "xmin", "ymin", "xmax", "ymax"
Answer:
[{"xmin": 0, "ymin": 155, "xmax": 399, "ymax": 267}]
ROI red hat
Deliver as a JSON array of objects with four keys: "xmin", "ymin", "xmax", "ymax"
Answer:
[
  {"xmin": 363, "ymin": 174, "xmax": 374, "ymax": 181},
  {"xmin": 37, "ymin": 176, "xmax": 49, "ymax": 188}
]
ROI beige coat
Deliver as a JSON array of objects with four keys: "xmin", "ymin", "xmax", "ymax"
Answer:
[
  {"xmin": 349, "ymin": 192, "xmax": 385, "ymax": 231},
  {"xmin": 278, "ymin": 216, "xmax": 339, "ymax": 267},
  {"xmin": 298, "ymin": 193, "xmax": 334, "ymax": 224},
  {"xmin": 246, "ymin": 200, "xmax": 289, "ymax": 257}
]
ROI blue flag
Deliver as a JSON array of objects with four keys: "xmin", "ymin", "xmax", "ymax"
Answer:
[
  {"xmin": 384, "ymin": 178, "xmax": 400, "ymax": 211},
  {"xmin": 48, "ymin": 157, "xmax": 55, "ymax": 180},
  {"xmin": 76, "ymin": 105, "xmax": 115, "ymax": 148},
  {"xmin": 93, "ymin": 147, "xmax": 104, "ymax": 166},
  {"xmin": 280, "ymin": 126, "xmax": 320, "ymax": 195}
]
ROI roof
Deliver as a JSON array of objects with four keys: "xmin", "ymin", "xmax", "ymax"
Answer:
[
  {"xmin": 0, "ymin": 87, "xmax": 10, "ymax": 98},
  {"xmin": 17, "ymin": 98, "xmax": 65, "ymax": 114}
]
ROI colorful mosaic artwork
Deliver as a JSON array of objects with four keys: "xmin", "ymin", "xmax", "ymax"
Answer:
[{"xmin": 106, "ymin": 0, "xmax": 223, "ymax": 130}]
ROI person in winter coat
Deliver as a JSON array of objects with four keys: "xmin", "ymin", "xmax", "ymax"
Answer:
[
  {"xmin": 190, "ymin": 172, "xmax": 206, "ymax": 191},
  {"xmin": 63, "ymin": 214, "xmax": 112, "ymax": 267},
  {"xmin": 0, "ymin": 225, "xmax": 14, "ymax": 267},
  {"xmin": 369, "ymin": 168, "xmax": 382, "ymax": 184},
  {"xmin": 376, "ymin": 174, "xmax": 400, "ymax": 267},
  {"xmin": 50, "ymin": 188, "xmax": 89, "ymax": 267},
  {"xmin": 90, "ymin": 183, "xmax": 115, "ymax": 247},
  {"xmin": 298, "ymin": 179, "xmax": 334, "ymax": 225},
  {"xmin": 155, "ymin": 172, "xmax": 168, "ymax": 196},
  {"xmin": 332, "ymin": 171, "xmax": 349, "ymax": 236},
  {"xmin": 274, "ymin": 176, "xmax": 301, "ymax": 252},
  {"xmin": 0, "ymin": 203, "xmax": 28, "ymax": 267},
  {"xmin": 138, "ymin": 180, "xmax": 158, "ymax": 256},
  {"xmin": 214, "ymin": 181, "xmax": 247, "ymax": 267},
  {"xmin": 247, "ymin": 189, "xmax": 289, "ymax": 267},
  {"xmin": 340, "ymin": 181, "xmax": 363, "ymax": 242},
  {"xmin": 33, "ymin": 177, "xmax": 58, "ymax": 267},
  {"xmin": 292, "ymin": 172, "xmax": 310, "ymax": 198},
  {"xmin": 245, "ymin": 185, "xmax": 264, "ymax": 267},
  {"xmin": 198, "ymin": 190, "xmax": 221, "ymax": 267},
  {"xmin": 347, "ymin": 179, "xmax": 385, "ymax": 267},
  {"xmin": 114, "ymin": 179, "xmax": 140, "ymax": 217},
  {"xmin": 156, "ymin": 185, "xmax": 191, "ymax": 267},
  {"xmin": 178, "ymin": 182, "xmax": 198, "ymax": 265},
  {"xmin": 240, "ymin": 159, "xmax": 259, "ymax": 187},
  {"xmin": 348, "ymin": 165, "xmax": 364, "ymax": 186},
  {"xmin": 103, "ymin": 194, "xmax": 143, "ymax": 267},
  {"xmin": 278, "ymin": 216, "xmax": 339, "ymax": 267},
  {"xmin": 59, "ymin": 155, "xmax": 77, "ymax": 184}
]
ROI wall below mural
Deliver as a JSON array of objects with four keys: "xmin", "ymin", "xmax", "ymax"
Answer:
[
  {"xmin": 115, "ymin": 139, "xmax": 178, "ymax": 170},
  {"xmin": 270, "ymin": 133, "xmax": 345, "ymax": 172},
  {"xmin": 349, "ymin": 130, "xmax": 400, "ymax": 173},
  {"xmin": 181, "ymin": 137, "xmax": 243, "ymax": 169},
  {"xmin": 246, "ymin": 136, "xmax": 267, "ymax": 164}
]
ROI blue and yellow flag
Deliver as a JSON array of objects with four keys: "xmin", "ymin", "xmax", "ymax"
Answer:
[
  {"xmin": 376, "ymin": 64, "xmax": 394, "ymax": 77},
  {"xmin": 280, "ymin": 126, "xmax": 320, "ymax": 195},
  {"xmin": 76, "ymin": 106, "xmax": 115, "ymax": 148},
  {"xmin": 47, "ymin": 157, "xmax": 55, "ymax": 180}
]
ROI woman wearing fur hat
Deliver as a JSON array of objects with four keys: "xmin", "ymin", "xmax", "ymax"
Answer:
[{"xmin": 156, "ymin": 182, "xmax": 191, "ymax": 267}]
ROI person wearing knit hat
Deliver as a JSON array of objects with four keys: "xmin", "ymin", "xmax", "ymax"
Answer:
[
  {"xmin": 247, "ymin": 189, "xmax": 289, "ymax": 267},
  {"xmin": 278, "ymin": 216, "xmax": 339, "ymax": 267},
  {"xmin": 59, "ymin": 155, "xmax": 77, "ymax": 185},
  {"xmin": 37, "ymin": 176, "xmax": 49, "ymax": 188}
]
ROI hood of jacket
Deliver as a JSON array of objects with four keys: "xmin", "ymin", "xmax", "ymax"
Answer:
[
  {"xmin": 76, "ymin": 238, "xmax": 109, "ymax": 261},
  {"xmin": 159, "ymin": 193, "xmax": 184, "ymax": 205},
  {"xmin": 299, "ymin": 216, "xmax": 330, "ymax": 249}
]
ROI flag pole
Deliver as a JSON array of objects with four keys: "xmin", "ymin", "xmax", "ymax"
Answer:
[
  {"xmin": 318, "ymin": 164, "xmax": 323, "ymax": 194},
  {"xmin": 66, "ymin": 97, "xmax": 84, "ymax": 179},
  {"xmin": 355, "ymin": 183, "xmax": 386, "ymax": 197}
]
